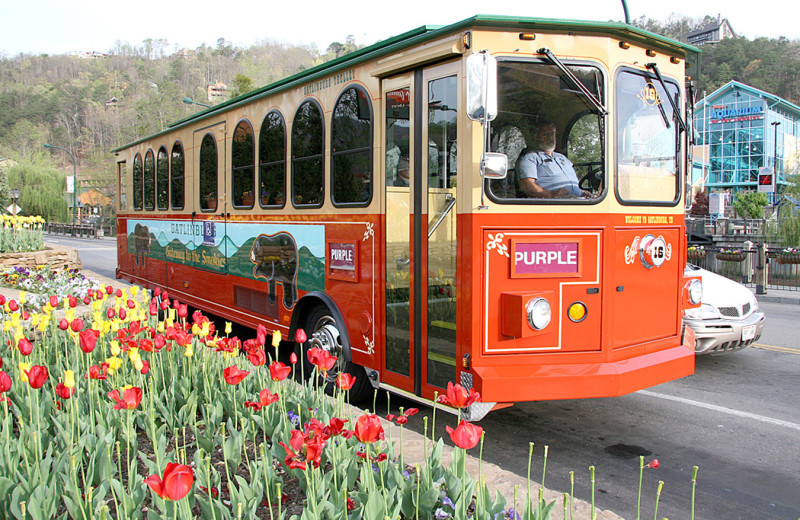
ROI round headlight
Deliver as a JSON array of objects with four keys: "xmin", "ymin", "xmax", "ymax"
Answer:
[
  {"xmin": 526, "ymin": 297, "xmax": 552, "ymax": 330},
  {"xmin": 687, "ymin": 279, "xmax": 703, "ymax": 305}
]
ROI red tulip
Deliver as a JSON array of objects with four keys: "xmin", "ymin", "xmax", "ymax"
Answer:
[
  {"xmin": 70, "ymin": 318, "xmax": 84, "ymax": 333},
  {"xmin": 223, "ymin": 365, "xmax": 250, "ymax": 385},
  {"xmin": 0, "ymin": 295, "xmax": 5, "ymax": 305},
  {"xmin": 95, "ymin": 289, "xmax": 103, "ymax": 300},
  {"xmin": 8, "ymin": 300, "xmax": 18, "ymax": 312},
  {"xmin": 140, "ymin": 360, "xmax": 150, "ymax": 375},
  {"xmin": 162, "ymin": 290, "xmax": 169, "ymax": 300},
  {"xmin": 83, "ymin": 296, "xmax": 91, "ymax": 305},
  {"xmin": 87, "ymin": 363, "xmax": 109, "ymax": 380},
  {"xmin": 647, "ymin": 459, "xmax": 660, "ymax": 469},
  {"xmin": 446, "ymin": 420, "xmax": 483, "ymax": 450},
  {"xmin": 149, "ymin": 302, "xmax": 157, "ymax": 316},
  {"xmin": 126, "ymin": 299, "xmax": 135, "ymax": 309},
  {"xmin": 154, "ymin": 335, "xmax": 166, "ymax": 351},
  {"xmin": 25, "ymin": 365, "xmax": 49, "ymax": 389},
  {"xmin": 116, "ymin": 288, "xmax": 123, "ymax": 298},
  {"xmin": 437, "ymin": 381, "xmax": 481, "ymax": 409},
  {"xmin": 58, "ymin": 318, "xmax": 69, "ymax": 331},
  {"xmin": 268, "ymin": 361, "xmax": 291, "ymax": 382},
  {"xmin": 247, "ymin": 348, "xmax": 267, "ymax": 367},
  {"xmin": 354, "ymin": 413, "xmax": 384, "ymax": 444},
  {"xmin": 178, "ymin": 304, "xmax": 188, "ymax": 318},
  {"xmin": 256, "ymin": 324, "xmax": 267, "ymax": 345},
  {"xmin": 55, "ymin": 382, "xmax": 74, "ymax": 399},
  {"xmin": 69, "ymin": 296, "xmax": 77, "ymax": 307},
  {"xmin": 107, "ymin": 308, "xmax": 116, "ymax": 319},
  {"xmin": 144, "ymin": 463, "xmax": 194, "ymax": 501},
  {"xmin": 307, "ymin": 347, "xmax": 337, "ymax": 373},
  {"xmin": 245, "ymin": 388, "xmax": 279, "ymax": 411},
  {"xmin": 160, "ymin": 300, "xmax": 169, "ymax": 311},
  {"xmin": 337, "ymin": 373, "xmax": 356, "ymax": 390},
  {"xmin": 49, "ymin": 295, "xmax": 59, "ymax": 307},
  {"xmin": 118, "ymin": 308, "xmax": 127, "ymax": 320},
  {"xmin": 79, "ymin": 329, "xmax": 100, "ymax": 353},
  {"xmin": 295, "ymin": 328, "xmax": 307, "ymax": 344},
  {"xmin": 108, "ymin": 387, "xmax": 143, "ymax": 410},
  {"xmin": 17, "ymin": 338, "xmax": 33, "ymax": 356},
  {"xmin": 290, "ymin": 352, "xmax": 298, "ymax": 364},
  {"xmin": 154, "ymin": 287, "xmax": 161, "ymax": 297},
  {"xmin": 106, "ymin": 285, "xmax": 113, "ymax": 295},
  {"xmin": 0, "ymin": 371, "xmax": 11, "ymax": 392}
]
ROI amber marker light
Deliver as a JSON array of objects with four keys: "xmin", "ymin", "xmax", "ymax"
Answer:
[
  {"xmin": 568, "ymin": 302, "xmax": 587, "ymax": 323},
  {"xmin": 670, "ymin": 56, "xmax": 681, "ymax": 64},
  {"xmin": 462, "ymin": 32, "xmax": 471, "ymax": 49},
  {"xmin": 646, "ymin": 49, "xmax": 657, "ymax": 57},
  {"xmin": 519, "ymin": 33, "xmax": 536, "ymax": 41},
  {"xmin": 619, "ymin": 41, "xmax": 631, "ymax": 50}
]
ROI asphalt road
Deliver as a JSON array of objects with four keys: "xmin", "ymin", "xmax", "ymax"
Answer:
[{"xmin": 50, "ymin": 234, "xmax": 800, "ymax": 519}]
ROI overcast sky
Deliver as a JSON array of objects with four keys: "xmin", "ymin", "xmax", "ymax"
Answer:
[{"xmin": 2, "ymin": 0, "xmax": 796, "ymax": 57}]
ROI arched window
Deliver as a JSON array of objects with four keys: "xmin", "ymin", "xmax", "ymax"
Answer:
[
  {"xmin": 232, "ymin": 120, "xmax": 255, "ymax": 208},
  {"xmin": 156, "ymin": 146, "xmax": 169, "ymax": 210},
  {"xmin": 291, "ymin": 100, "xmax": 324, "ymax": 207},
  {"xmin": 332, "ymin": 86, "xmax": 372, "ymax": 206},
  {"xmin": 199, "ymin": 133, "xmax": 218, "ymax": 211},
  {"xmin": 259, "ymin": 111, "xmax": 286, "ymax": 208},
  {"xmin": 170, "ymin": 141, "xmax": 185, "ymax": 210},
  {"xmin": 144, "ymin": 149, "xmax": 155, "ymax": 210},
  {"xmin": 132, "ymin": 153, "xmax": 143, "ymax": 210}
]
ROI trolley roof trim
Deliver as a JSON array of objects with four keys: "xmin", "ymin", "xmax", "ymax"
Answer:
[{"xmin": 113, "ymin": 15, "xmax": 699, "ymax": 153}]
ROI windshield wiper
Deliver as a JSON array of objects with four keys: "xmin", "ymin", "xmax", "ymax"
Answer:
[
  {"xmin": 537, "ymin": 48, "xmax": 607, "ymax": 116},
  {"xmin": 645, "ymin": 62, "xmax": 687, "ymax": 133}
]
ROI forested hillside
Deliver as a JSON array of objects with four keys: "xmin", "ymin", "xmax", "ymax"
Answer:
[{"xmin": 1, "ymin": 15, "xmax": 799, "ymax": 216}]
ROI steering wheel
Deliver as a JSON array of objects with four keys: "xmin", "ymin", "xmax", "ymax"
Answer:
[{"xmin": 575, "ymin": 161, "xmax": 604, "ymax": 192}]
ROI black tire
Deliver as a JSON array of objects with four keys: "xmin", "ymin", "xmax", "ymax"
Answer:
[{"xmin": 295, "ymin": 305, "xmax": 372, "ymax": 401}]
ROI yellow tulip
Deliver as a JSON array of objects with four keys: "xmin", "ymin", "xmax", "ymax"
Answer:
[
  {"xmin": 64, "ymin": 370, "xmax": 75, "ymax": 389},
  {"xmin": 18, "ymin": 362, "xmax": 31, "ymax": 382},
  {"xmin": 106, "ymin": 356, "xmax": 123, "ymax": 372},
  {"xmin": 19, "ymin": 291, "xmax": 27, "ymax": 304},
  {"xmin": 225, "ymin": 322, "xmax": 232, "ymax": 335},
  {"xmin": 132, "ymin": 357, "xmax": 144, "ymax": 372},
  {"xmin": 272, "ymin": 330, "xmax": 282, "ymax": 348},
  {"xmin": 157, "ymin": 322, "xmax": 165, "ymax": 333},
  {"xmin": 184, "ymin": 346, "xmax": 194, "ymax": 358},
  {"xmin": 11, "ymin": 314, "xmax": 20, "ymax": 328},
  {"xmin": 3, "ymin": 321, "xmax": 10, "ymax": 332},
  {"xmin": 109, "ymin": 341, "xmax": 121, "ymax": 357}
]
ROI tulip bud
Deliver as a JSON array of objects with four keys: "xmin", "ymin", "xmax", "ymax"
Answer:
[
  {"xmin": 107, "ymin": 308, "xmax": 116, "ymax": 319},
  {"xmin": 295, "ymin": 329, "xmax": 307, "ymax": 344},
  {"xmin": 70, "ymin": 319, "xmax": 83, "ymax": 333},
  {"xmin": 118, "ymin": 308, "xmax": 127, "ymax": 321},
  {"xmin": 49, "ymin": 295, "xmax": 59, "ymax": 308},
  {"xmin": 106, "ymin": 285, "xmax": 113, "ymax": 295},
  {"xmin": 69, "ymin": 296, "xmax": 77, "ymax": 308},
  {"xmin": 116, "ymin": 288, "xmax": 123, "ymax": 298},
  {"xmin": 83, "ymin": 296, "xmax": 91, "ymax": 305},
  {"xmin": 58, "ymin": 318, "xmax": 69, "ymax": 330}
]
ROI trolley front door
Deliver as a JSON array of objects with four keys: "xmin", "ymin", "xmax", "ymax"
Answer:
[{"xmin": 383, "ymin": 62, "xmax": 459, "ymax": 400}]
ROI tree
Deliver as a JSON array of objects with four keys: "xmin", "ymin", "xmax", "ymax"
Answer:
[
  {"xmin": 732, "ymin": 190, "xmax": 768, "ymax": 219},
  {"xmin": 229, "ymin": 73, "xmax": 255, "ymax": 99},
  {"xmin": 690, "ymin": 189, "xmax": 709, "ymax": 216},
  {"xmin": 4, "ymin": 159, "xmax": 69, "ymax": 221}
]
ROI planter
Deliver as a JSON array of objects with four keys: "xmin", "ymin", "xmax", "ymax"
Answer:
[
  {"xmin": 687, "ymin": 250, "xmax": 706, "ymax": 261},
  {"xmin": 716, "ymin": 252, "xmax": 746, "ymax": 262},
  {"xmin": 777, "ymin": 254, "xmax": 800, "ymax": 265}
]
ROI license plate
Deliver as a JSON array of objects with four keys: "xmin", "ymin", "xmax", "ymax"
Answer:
[{"xmin": 742, "ymin": 324, "xmax": 756, "ymax": 341}]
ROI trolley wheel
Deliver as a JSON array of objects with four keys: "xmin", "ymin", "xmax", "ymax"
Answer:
[{"xmin": 295, "ymin": 305, "xmax": 371, "ymax": 401}]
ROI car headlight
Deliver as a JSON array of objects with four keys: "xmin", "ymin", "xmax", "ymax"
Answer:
[
  {"xmin": 684, "ymin": 303, "xmax": 721, "ymax": 320},
  {"xmin": 526, "ymin": 297, "xmax": 551, "ymax": 330},
  {"xmin": 687, "ymin": 279, "xmax": 703, "ymax": 305}
]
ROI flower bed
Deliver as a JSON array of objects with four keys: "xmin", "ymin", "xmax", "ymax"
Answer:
[
  {"xmin": 0, "ymin": 275, "xmax": 695, "ymax": 519},
  {"xmin": 0, "ymin": 215, "xmax": 46, "ymax": 253}
]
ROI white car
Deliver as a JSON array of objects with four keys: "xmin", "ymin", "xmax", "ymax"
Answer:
[{"xmin": 683, "ymin": 264, "xmax": 766, "ymax": 354}]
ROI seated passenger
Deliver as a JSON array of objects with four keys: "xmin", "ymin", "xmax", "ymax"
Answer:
[{"xmin": 518, "ymin": 122, "xmax": 592, "ymax": 199}]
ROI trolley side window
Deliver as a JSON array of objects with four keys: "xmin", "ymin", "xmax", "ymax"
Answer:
[
  {"xmin": 332, "ymin": 86, "xmax": 373, "ymax": 206},
  {"xmin": 171, "ymin": 141, "xmax": 185, "ymax": 210},
  {"xmin": 199, "ymin": 133, "xmax": 218, "ymax": 211},
  {"xmin": 615, "ymin": 69, "xmax": 680, "ymax": 204},
  {"xmin": 156, "ymin": 146, "xmax": 169, "ymax": 210},
  {"xmin": 259, "ymin": 111, "xmax": 286, "ymax": 208},
  {"xmin": 143, "ymin": 149, "xmax": 155, "ymax": 211},
  {"xmin": 132, "ymin": 153, "xmax": 143, "ymax": 211},
  {"xmin": 232, "ymin": 120, "xmax": 255, "ymax": 209},
  {"xmin": 292, "ymin": 100, "xmax": 324, "ymax": 208},
  {"xmin": 487, "ymin": 60, "xmax": 605, "ymax": 203}
]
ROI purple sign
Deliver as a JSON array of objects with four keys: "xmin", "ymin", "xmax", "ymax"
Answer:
[
  {"xmin": 329, "ymin": 242, "xmax": 356, "ymax": 271},
  {"xmin": 513, "ymin": 242, "xmax": 579, "ymax": 276}
]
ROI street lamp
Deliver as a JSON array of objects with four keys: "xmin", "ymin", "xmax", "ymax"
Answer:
[
  {"xmin": 44, "ymin": 143, "xmax": 77, "ymax": 227},
  {"xmin": 182, "ymin": 97, "xmax": 212, "ymax": 108}
]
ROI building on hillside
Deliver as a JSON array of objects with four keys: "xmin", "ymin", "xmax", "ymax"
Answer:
[
  {"xmin": 207, "ymin": 81, "xmax": 228, "ymax": 102},
  {"xmin": 693, "ymin": 80, "xmax": 800, "ymax": 204},
  {"xmin": 687, "ymin": 15, "xmax": 736, "ymax": 46}
]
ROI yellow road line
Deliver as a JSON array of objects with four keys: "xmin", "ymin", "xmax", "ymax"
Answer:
[{"xmin": 752, "ymin": 343, "xmax": 800, "ymax": 354}]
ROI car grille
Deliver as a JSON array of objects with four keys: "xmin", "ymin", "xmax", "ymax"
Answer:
[
  {"xmin": 718, "ymin": 302, "xmax": 751, "ymax": 318},
  {"xmin": 707, "ymin": 335, "xmax": 759, "ymax": 354}
]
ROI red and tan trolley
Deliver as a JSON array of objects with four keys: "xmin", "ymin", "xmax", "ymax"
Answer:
[{"xmin": 114, "ymin": 16, "xmax": 702, "ymax": 419}]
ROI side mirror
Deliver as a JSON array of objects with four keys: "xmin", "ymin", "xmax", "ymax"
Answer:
[
  {"xmin": 466, "ymin": 53, "xmax": 498, "ymax": 122},
  {"xmin": 481, "ymin": 152, "xmax": 508, "ymax": 179}
]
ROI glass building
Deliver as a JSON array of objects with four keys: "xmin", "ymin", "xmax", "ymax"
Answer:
[{"xmin": 693, "ymin": 81, "xmax": 800, "ymax": 200}]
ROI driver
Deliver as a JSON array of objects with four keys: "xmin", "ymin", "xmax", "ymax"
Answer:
[{"xmin": 518, "ymin": 121, "xmax": 592, "ymax": 199}]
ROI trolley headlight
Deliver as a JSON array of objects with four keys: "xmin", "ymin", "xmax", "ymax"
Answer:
[
  {"xmin": 526, "ymin": 298, "xmax": 551, "ymax": 330},
  {"xmin": 687, "ymin": 279, "xmax": 703, "ymax": 305}
]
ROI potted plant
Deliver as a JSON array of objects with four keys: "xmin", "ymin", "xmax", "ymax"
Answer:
[
  {"xmin": 687, "ymin": 245, "xmax": 706, "ymax": 261},
  {"xmin": 716, "ymin": 248, "xmax": 746, "ymax": 262}
]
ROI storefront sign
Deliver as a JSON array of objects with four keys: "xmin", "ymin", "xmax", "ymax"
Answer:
[{"xmin": 710, "ymin": 105, "xmax": 764, "ymax": 124}]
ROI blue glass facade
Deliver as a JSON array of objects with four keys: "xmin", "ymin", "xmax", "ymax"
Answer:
[{"xmin": 694, "ymin": 81, "xmax": 800, "ymax": 197}]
